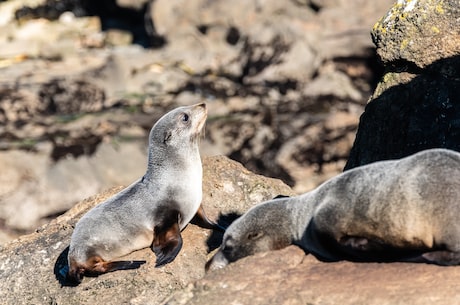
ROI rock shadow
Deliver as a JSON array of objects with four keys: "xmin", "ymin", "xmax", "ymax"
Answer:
[
  {"xmin": 54, "ymin": 246, "xmax": 78, "ymax": 287},
  {"xmin": 204, "ymin": 195, "xmax": 291, "ymax": 252},
  {"xmin": 205, "ymin": 212, "xmax": 241, "ymax": 252}
]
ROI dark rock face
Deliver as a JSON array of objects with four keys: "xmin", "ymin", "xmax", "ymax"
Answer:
[{"xmin": 346, "ymin": 0, "xmax": 460, "ymax": 169}]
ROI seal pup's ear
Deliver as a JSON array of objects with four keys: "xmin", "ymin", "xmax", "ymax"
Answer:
[
  {"xmin": 152, "ymin": 210, "xmax": 183, "ymax": 267},
  {"xmin": 273, "ymin": 194, "xmax": 290, "ymax": 199},
  {"xmin": 163, "ymin": 130, "xmax": 172, "ymax": 144}
]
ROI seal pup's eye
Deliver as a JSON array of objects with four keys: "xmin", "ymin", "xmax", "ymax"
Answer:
[{"xmin": 181, "ymin": 113, "xmax": 189, "ymax": 123}]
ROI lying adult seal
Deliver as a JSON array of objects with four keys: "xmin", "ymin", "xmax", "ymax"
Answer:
[
  {"xmin": 206, "ymin": 148, "xmax": 460, "ymax": 270},
  {"xmin": 67, "ymin": 103, "xmax": 219, "ymax": 283}
]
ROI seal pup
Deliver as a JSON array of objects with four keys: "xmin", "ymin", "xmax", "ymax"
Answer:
[
  {"xmin": 67, "ymin": 103, "xmax": 218, "ymax": 283},
  {"xmin": 206, "ymin": 148, "xmax": 460, "ymax": 270}
]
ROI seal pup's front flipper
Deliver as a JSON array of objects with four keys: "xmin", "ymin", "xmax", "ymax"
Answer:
[
  {"xmin": 152, "ymin": 209, "xmax": 183, "ymax": 267},
  {"xmin": 191, "ymin": 205, "xmax": 227, "ymax": 232}
]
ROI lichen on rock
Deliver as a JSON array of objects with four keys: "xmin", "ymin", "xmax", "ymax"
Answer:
[{"xmin": 372, "ymin": 0, "xmax": 460, "ymax": 68}]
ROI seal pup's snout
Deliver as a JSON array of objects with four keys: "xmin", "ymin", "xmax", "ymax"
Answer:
[
  {"xmin": 191, "ymin": 103, "xmax": 207, "ymax": 135},
  {"xmin": 205, "ymin": 249, "xmax": 229, "ymax": 272},
  {"xmin": 191, "ymin": 102, "xmax": 207, "ymax": 115},
  {"xmin": 194, "ymin": 102, "xmax": 206, "ymax": 110},
  {"xmin": 192, "ymin": 102, "xmax": 207, "ymax": 117}
]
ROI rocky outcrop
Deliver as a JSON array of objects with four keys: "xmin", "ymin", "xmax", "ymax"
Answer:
[
  {"xmin": 0, "ymin": 156, "xmax": 293, "ymax": 305},
  {"xmin": 346, "ymin": 0, "xmax": 460, "ymax": 169},
  {"xmin": 165, "ymin": 246, "xmax": 460, "ymax": 305}
]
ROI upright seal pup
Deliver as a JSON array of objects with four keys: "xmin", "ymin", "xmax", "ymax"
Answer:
[
  {"xmin": 207, "ymin": 148, "xmax": 460, "ymax": 270},
  {"xmin": 67, "ymin": 103, "xmax": 217, "ymax": 283}
]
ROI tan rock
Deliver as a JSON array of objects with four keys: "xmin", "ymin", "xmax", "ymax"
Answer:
[
  {"xmin": 372, "ymin": 0, "xmax": 460, "ymax": 68},
  {"xmin": 166, "ymin": 246, "xmax": 460, "ymax": 305}
]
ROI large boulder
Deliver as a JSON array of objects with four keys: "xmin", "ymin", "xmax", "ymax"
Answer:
[
  {"xmin": 0, "ymin": 156, "xmax": 293, "ymax": 305},
  {"xmin": 346, "ymin": 0, "xmax": 460, "ymax": 169},
  {"xmin": 166, "ymin": 246, "xmax": 460, "ymax": 305}
]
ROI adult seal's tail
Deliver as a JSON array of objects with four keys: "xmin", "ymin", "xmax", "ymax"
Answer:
[
  {"xmin": 206, "ymin": 148, "xmax": 460, "ymax": 270},
  {"xmin": 67, "ymin": 103, "xmax": 219, "ymax": 284}
]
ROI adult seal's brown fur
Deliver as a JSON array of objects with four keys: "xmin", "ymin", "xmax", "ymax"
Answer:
[
  {"xmin": 206, "ymin": 148, "xmax": 460, "ymax": 270},
  {"xmin": 67, "ymin": 103, "xmax": 219, "ymax": 283}
]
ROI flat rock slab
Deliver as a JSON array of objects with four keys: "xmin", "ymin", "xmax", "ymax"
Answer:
[{"xmin": 166, "ymin": 246, "xmax": 460, "ymax": 305}]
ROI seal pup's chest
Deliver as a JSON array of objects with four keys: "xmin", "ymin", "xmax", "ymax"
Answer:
[{"xmin": 161, "ymin": 159, "xmax": 203, "ymax": 230}]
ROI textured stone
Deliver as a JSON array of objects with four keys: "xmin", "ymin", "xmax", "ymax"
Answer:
[
  {"xmin": 165, "ymin": 246, "xmax": 460, "ymax": 305},
  {"xmin": 372, "ymin": 0, "xmax": 460, "ymax": 68}
]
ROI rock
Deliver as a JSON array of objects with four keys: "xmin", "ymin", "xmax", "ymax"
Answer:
[
  {"xmin": 346, "ymin": 0, "xmax": 460, "ymax": 169},
  {"xmin": 38, "ymin": 78, "xmax": 106, "ymax": 114},
  {"xmin": 0, "ymin": 0, "xmax": 45, "ymax": 27},
  {"xmin": 372, "ymin": 0, "xmax": 460, "ymax": 68},
  {"xmin": 0, "ymin": 142, "xmax": 146, "ymax": 233},
  {"xmin": 303, "ymin": 61, "xmax": 363, "ymax": 102},
  {"xmin": 165, "ymin": 246, "xmax": 460, "ymax": 305},
  {"xmin": 0, "ymin": 156, "xmax": 293, "ymax": 305}
]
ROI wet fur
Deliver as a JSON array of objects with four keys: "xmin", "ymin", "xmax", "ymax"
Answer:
[{"xmin": 207, "ymin": 149, "xmax": 460, "ymax": 270}]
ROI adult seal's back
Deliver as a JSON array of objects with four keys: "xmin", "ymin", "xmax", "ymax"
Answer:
[
  {"xmin": 67, "ymin": 103, "xmax": 217, "ymax": 283},
  {"xmin": 206, "ymin": 148, "xmax": 460, "ymax": 270}
]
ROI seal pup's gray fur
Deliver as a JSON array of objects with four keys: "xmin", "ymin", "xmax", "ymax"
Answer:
[
  {"xmin": 67, "ymin": 103, "xmax": 214, "ymax": 283},
  {"xmin": 206, "ymin": 148, "xmax": 460, "ymax": 270}
]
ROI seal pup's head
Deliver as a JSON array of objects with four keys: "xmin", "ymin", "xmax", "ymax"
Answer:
[
  {"xmin": 146, "ymin": 103, "xmax": 207, "ymax": 171},
  {"xmin": 149, "ymin": 102, "xmax": 207, "ymax": 147},
  {"xmin": 206, "ymin": 197, "xmax": 293, "ymax": 271}
]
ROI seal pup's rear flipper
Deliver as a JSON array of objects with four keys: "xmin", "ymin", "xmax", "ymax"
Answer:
[
  {"xmin": 191, "ymin": 205, "xmax": 227, "ymax": 232},
  {"xmin": 152, "ymin": 211, "xmax": 183, "ymax": 267},
  {"xmin": 67, "ymin": 257, "xmax": 146, "ymax": 285}
]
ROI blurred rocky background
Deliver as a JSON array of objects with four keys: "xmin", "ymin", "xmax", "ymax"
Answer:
[
  {"xmin": 0, "ymin": 0, "xmax": 394, "ymax": 243},
  {"xmin": 3, "ymin": 1, "xmax": 460, "ymax": 304}
]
